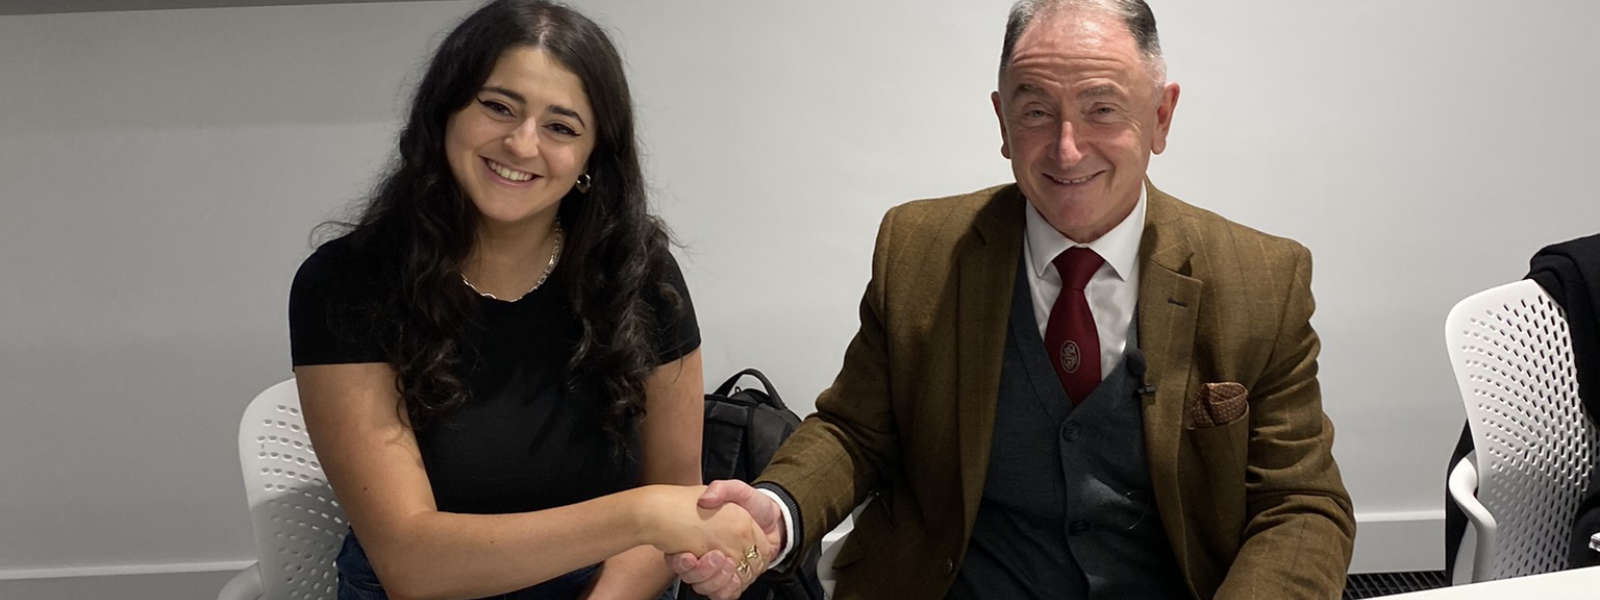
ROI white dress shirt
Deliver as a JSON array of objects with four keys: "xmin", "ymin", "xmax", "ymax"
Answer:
[
  {"xmin": 1022, "ymin": 187, "xmax": 1147, "ymax": 380},
  {"xmin": 765, "ymin": 188, "xmax": 1148, "ymax": 567}
]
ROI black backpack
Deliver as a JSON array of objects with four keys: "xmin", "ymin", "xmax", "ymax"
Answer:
[{"xmin": 687, "ymin": 369, "xmax": 824, "ymax": 600}]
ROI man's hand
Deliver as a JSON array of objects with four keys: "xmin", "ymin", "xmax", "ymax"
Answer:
[{"xmin": 666, "ymin": 480, "xmax": 786, "ymax": 600}]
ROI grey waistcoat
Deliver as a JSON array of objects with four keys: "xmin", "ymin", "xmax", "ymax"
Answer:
[{"xmin": 947, "ymin": 256, "xmax": 1185, "ymax": 599}]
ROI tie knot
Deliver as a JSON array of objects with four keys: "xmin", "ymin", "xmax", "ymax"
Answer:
[{"xmin": 1053, "ymin": 247, "xmax": 1103, "ymax": 290}]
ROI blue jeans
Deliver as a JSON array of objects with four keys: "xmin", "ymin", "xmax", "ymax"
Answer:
[{"xmin": 335, "ymin": 530, "xmax": 675, "ymax": 600}]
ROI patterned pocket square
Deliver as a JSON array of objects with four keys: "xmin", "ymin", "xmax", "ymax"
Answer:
[{"xmin": 1188, "ymin": 382, "xmax": 1249, "ymax": 428}]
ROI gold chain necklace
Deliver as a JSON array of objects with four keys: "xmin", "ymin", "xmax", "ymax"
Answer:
[{"xmin": 461, "ymin": 225, "xmax": 564, "ymax": 302}]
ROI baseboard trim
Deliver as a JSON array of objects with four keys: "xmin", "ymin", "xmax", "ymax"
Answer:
[
  {"xmin": 0, "ymin": 559, "xmax": 254, "ymax": 581},
  {"xmin": 0, "ymin": 511, "xmax": 1449, "ymax": 581},
  {"xmin": 1351, "ymin": 510, "xmax": 1445, "ymax": 574}
]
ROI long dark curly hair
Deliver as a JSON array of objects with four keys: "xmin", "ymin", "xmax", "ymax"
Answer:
[{"xmin": 342, "ymin": 0, "xmax": 677, "ymax": 456}]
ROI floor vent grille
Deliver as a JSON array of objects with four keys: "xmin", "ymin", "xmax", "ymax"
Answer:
[{"xmin": 1344, "ymin": 570, "xmax": 1450, "ymax": 598}]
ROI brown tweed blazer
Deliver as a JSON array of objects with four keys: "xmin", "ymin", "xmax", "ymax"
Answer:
[{"xmin": 756, "ymin": 182, "xmax": 1356, "ymax": 599}]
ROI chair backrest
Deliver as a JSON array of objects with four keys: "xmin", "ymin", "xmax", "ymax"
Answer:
[
  {"xmin": 238, "ymin": 379, "xmax": 348, "ymax": 600},
  {"xmin": 1445, "ymin": 279, "xmax": 1599, "ymax": 580}
]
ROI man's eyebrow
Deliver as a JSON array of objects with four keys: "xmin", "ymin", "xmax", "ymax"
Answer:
[
  {"xmin": 1009, "ymin": 83, "xmax": 1049, "ymax": 101},
  {"xmin": 1077, "ymin": 84, "xmax": 1125, "ymax": 100}
]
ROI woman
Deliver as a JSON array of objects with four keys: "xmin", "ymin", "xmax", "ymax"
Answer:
[{"xmin": 287, "ymin": 2, "xmax": 767, "ymax": 598}]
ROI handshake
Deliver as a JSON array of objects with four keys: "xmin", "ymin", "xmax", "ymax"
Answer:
[{"xmin": 638, "ymin": 480, "xmax": 785, "ymax": 600}]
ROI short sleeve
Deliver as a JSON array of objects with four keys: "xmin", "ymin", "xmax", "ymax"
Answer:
[
  {"xmin": 646, "ymin": 252, "xmax": 701, "ymax": 365},
  {"xmin": 288, "ymin": 238, "xmax": 389, "ymax": 367}
]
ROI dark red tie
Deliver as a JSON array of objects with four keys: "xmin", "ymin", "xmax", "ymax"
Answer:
[{"xmin": 1045, "ymin": 247, "xmax": 1103, "ymax": 405}]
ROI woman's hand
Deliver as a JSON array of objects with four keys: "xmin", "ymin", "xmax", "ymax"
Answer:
[{"xmin": 634, "ymin": 485, "xmax": 770, "ymax": 580}]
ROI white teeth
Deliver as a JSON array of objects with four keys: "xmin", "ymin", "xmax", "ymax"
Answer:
[
  {"xmin": 1053, "ymin": 173, "xmax": 1094, "ymax": 184},
  {"xmin": 487, "ymin": 160, "xmax": 534, "ymax": 182}
]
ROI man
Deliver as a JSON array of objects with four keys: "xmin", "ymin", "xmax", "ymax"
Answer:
[{"xmin": 673, "ymin": 1, "xmax": 1356, "ymax": 597}]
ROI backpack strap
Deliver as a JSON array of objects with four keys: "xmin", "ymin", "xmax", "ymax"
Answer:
[{"xmin": 712, "ymin": 368, "xmax": 787, "ymax": 410}]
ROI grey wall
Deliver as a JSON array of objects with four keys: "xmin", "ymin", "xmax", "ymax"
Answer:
[
  {"xmin": 0, "ymin": 0, "xmax": 435, "ymax": 15},
  {"xmin": 0, "ymin": 0, "xmax": 472, "ymax": 576},
  {"xmin": 2, "ymin": 0, "xmax": 1597, "ymax": 586}
]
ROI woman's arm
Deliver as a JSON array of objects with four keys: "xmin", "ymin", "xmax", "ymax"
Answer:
[
  {"xmin": 584, "ymin": 349, "xmax": 706, "ymax": 600},
  {"xmin": 295, "ymin": 358, "xmax": 743, "ymax": 600}
]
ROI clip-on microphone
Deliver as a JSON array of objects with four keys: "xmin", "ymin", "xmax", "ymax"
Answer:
[{"xmin": 1125, "ymin": 349, "xmax": 1159, "ymax": 400}]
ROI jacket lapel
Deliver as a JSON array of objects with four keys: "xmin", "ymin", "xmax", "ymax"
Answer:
[
  {"xmin": 1136, "ymin": 183, "xmax": 1204, "ymax": 581},
  {"xmin": 955, "ymin": 186, "xmax": 1024, "ymax": 541}
]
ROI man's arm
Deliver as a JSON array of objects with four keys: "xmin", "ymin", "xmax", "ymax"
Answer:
[
  {"xmin": 752, "ymin": 206, "xmax": 906, "ymax": 558},
  {"xmin": 1216, "ymin": 246, "xmax": 1357, "ymax": 599},
  {"xmin": 670, "ymin": 207, "xmax": 910, "ymax": 597}
]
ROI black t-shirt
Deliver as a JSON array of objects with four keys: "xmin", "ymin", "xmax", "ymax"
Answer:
[{"xmin": 288, "ymin": 234, "xmax": 700, "ymax": 515}]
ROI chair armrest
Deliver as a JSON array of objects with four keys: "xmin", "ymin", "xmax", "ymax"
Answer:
[
  {"xmin": 1448, "ymin": 455, "xmax": 1498, "ymax": 582},
  {"xmin": 216, "ymin": 562, "xmax": 261, "ymax": 600},
  {"xmin": 816, "ymin": 515, "xmax": 854, "ymax": 599}
]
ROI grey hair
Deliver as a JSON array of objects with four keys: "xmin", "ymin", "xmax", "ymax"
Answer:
[{"xmin": 999, "ymin": 0, "xmax": 1166, "ymax": 84}]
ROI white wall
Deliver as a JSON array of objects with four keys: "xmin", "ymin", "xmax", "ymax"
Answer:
[
  {"xmin": 0, "ymin": 0, "xmax": 470, "ymax": 575},
  {"xmin": 2, "ymin": 0, "xmax": 1597, "ymax": 581}
]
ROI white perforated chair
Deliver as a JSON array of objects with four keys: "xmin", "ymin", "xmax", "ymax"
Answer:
[
  {"xmin": 218, "ymin": 379, "xmax": 349, "ymax": 600},
  {"xmin": 1445, "ymin": 279, "xmax": 1599, "ymax": 583}
]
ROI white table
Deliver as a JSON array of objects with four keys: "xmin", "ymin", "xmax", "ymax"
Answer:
[{"xmin": 1381, "ymin": 566, "xmax": 1600, "ymax": 598}]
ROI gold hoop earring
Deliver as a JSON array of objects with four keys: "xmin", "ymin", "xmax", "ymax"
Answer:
[{"xmin": 575, "ymin": 173, "xmax": 592, "ymax": 194}]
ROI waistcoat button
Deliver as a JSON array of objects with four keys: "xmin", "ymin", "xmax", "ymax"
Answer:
[{"xmin": 1061, "ymin": 422, "xmax": 1081, "ymax": 442}]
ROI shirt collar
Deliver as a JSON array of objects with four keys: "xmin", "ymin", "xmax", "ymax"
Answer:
[{"xmin": 1024, "ymin": 185, "xmax": 1146, "ymax": 282}]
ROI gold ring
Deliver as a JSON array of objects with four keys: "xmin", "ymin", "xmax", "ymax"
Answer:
[
  {"xmin": 744, "ymin": 546, "xmax": 761, "ymax": 563},
  {"xmin": 735, "ymin": 559, "xmax": 751, "ymax": 578}
]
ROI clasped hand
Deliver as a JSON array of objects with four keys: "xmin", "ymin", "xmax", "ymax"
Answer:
[{"xmin": 642, "ymin": 481, "xmax": 784, "ymax": 600}]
